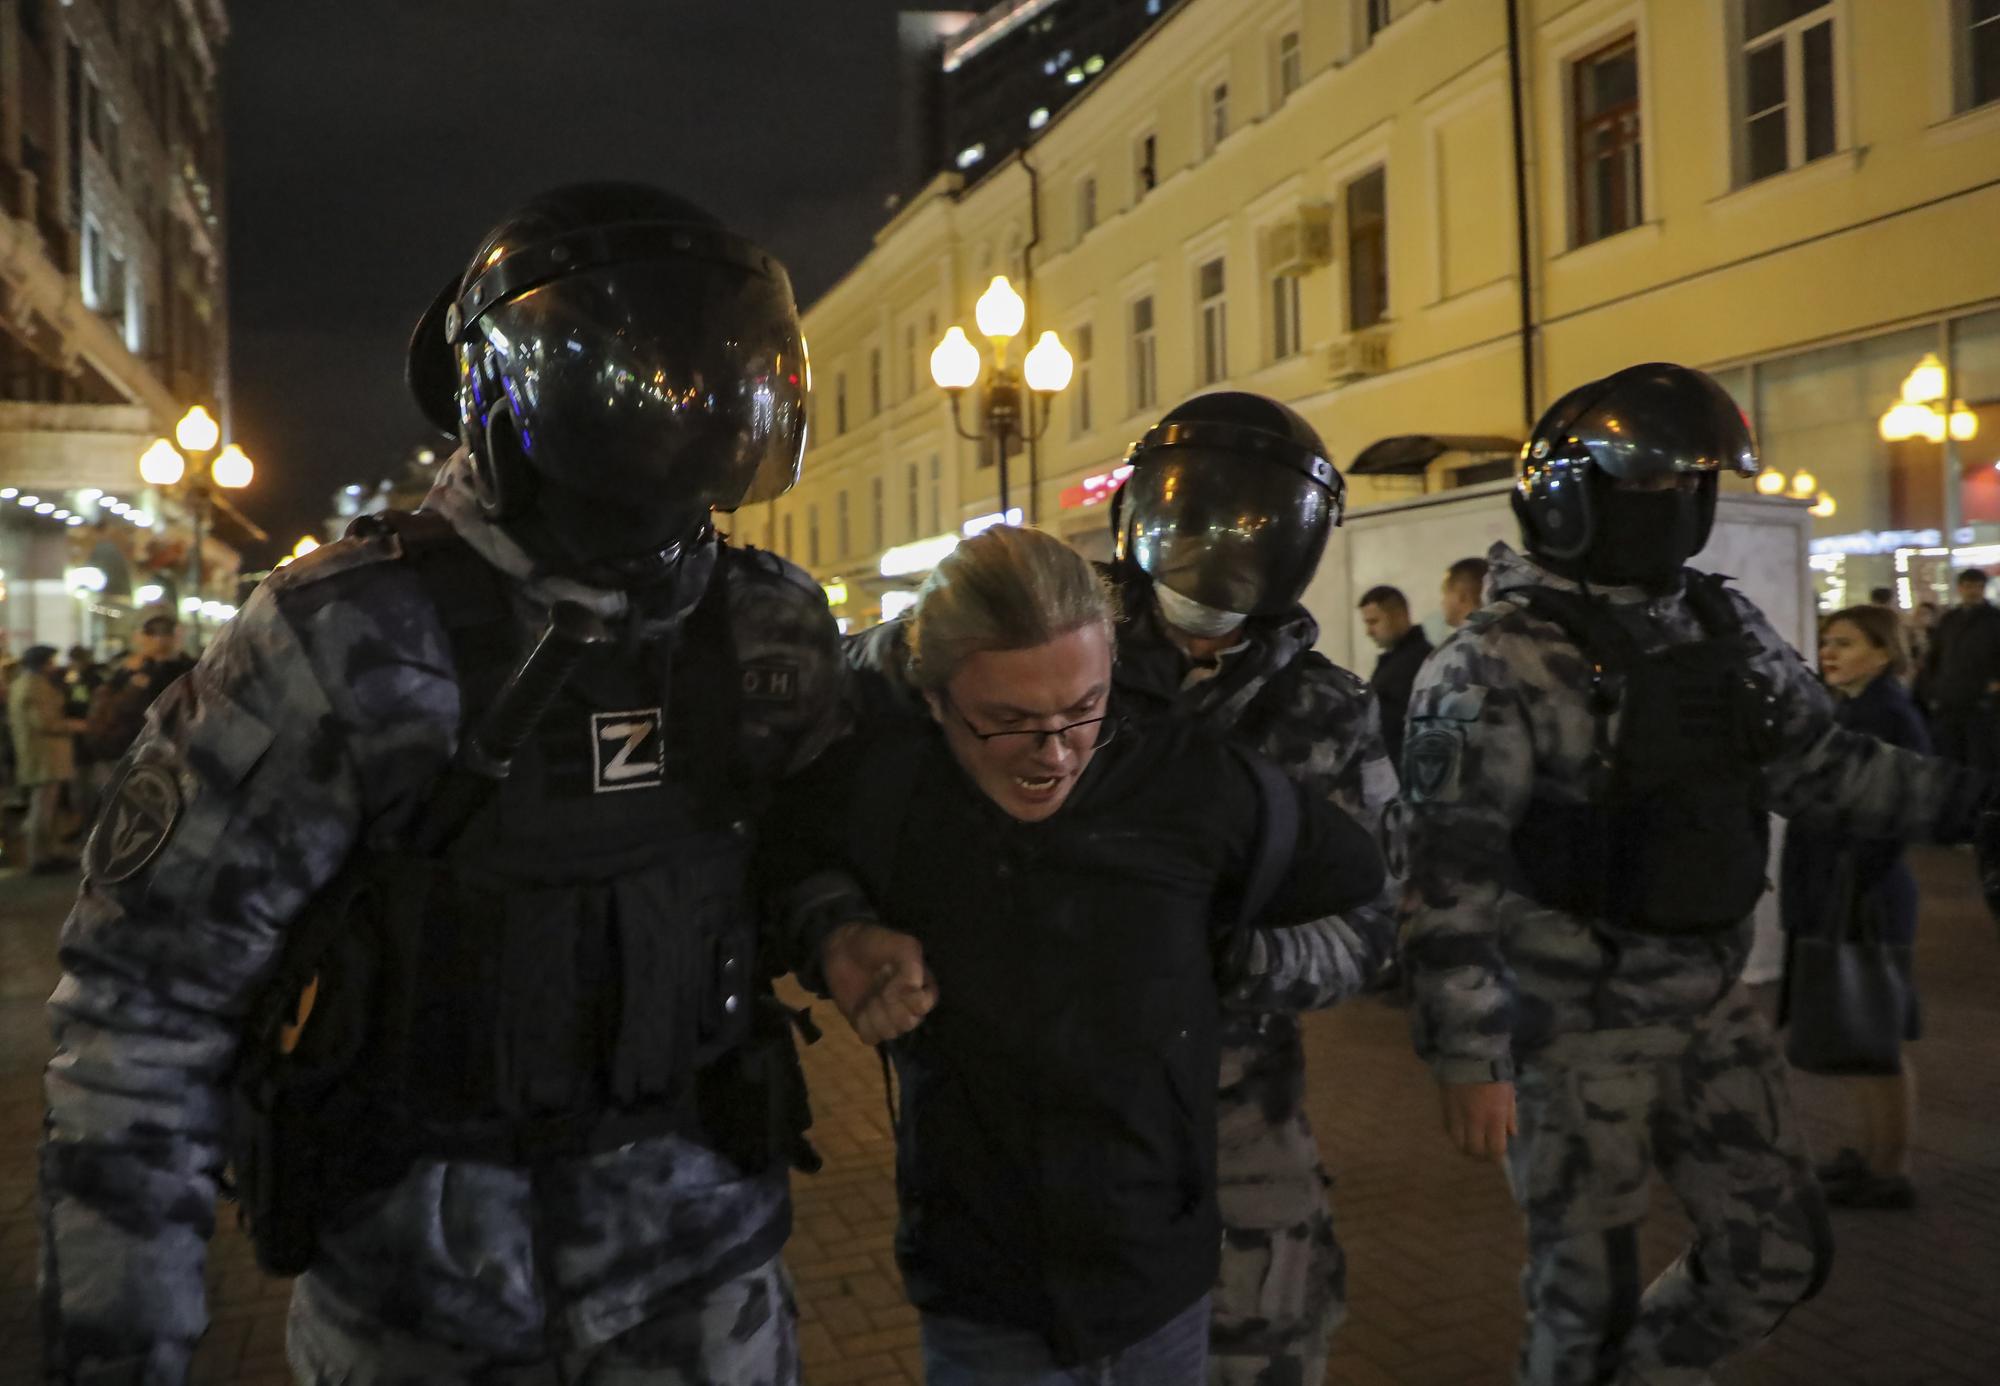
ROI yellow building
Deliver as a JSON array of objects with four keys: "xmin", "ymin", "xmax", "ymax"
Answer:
[{"xmin": 762, "ymin": 0, "xmax": 2000, "ymax": 625}]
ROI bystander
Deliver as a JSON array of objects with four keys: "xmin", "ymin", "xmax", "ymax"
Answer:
[
  {"xmin": 1440, "ymin": 557, "xmax": 1489, "ymax": 629},
  {"xmin": 1359, "ymin": 584, "xmax": 1430, "ymax": 765},
  {"xmin": 1918, "ymin": 568, "xmax": 2000, "ymax": 767},
  {"xmin": 7, "ymin": 646, "xmax": 85, "ymax": 873}
]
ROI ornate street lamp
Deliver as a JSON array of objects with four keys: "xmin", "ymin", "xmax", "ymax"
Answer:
[
  {"xmin": 138, "ymin": 405, "xmax": 256, "ymax": 650},
  {"xmin": 930, "ymin": 276, "xmax": 1074, "ymax": 519}
]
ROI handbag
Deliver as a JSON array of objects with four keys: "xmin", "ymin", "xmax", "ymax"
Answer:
[{"xmin": 1783, "ymin": 851, "xmax": 1912, "ymax": 1077}]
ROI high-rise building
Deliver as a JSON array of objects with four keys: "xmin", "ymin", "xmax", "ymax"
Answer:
[
  {"xmin": 905, "ymin": 0, "xmax": 1185, "ymax": 187},
  {"xmin": 0, "ymin": 0, "xmax": 232, "ymax": 655}
]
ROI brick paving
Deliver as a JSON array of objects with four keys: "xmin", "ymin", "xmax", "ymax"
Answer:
[{"xmin": 2, "ymin": 849, "xmax": 1997, "ymax": 1384}]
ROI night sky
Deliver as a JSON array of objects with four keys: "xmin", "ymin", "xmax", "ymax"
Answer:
[{"xmin": 223, "ymin": 1, "xmax": 919, "ymax": 563}]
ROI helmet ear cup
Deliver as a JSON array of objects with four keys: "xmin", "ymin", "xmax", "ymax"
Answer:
[
  {"xmin": 472, "ymin": 407, "xmax": 534, "ymax": 522},
  {"xmin": 1515, "ymin": 457, "xmax": 1596, "ymax": 562},
  {"xmin": 407, "ymin": 275, "xmax": 465, "ymax": 439}
]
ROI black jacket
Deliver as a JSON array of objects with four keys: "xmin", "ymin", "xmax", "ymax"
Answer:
[
  {"xmin": 1369, "ymin": 623, "xmax": 1433, "ymax": 765},
  {"xmin": 1921, "ymin": 601, "xmax": 2000, "ymax": 713},
  {"xmin": 767, "ymin": 710, "xmax": 1382, "ymax": 1361}
]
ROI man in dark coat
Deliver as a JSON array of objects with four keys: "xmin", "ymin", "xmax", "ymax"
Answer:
[
  {"xmin": 1919, "ymin": 567, "xmax": 2000, "ymax": 768},
  {"xmin": 1360, "ymin": 584, "xmax": 1430, "ymax": 764}
]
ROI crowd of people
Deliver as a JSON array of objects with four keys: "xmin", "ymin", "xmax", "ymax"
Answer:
[
  {"xmin": 1, "ymin": 614, "xmax": 193, "ymax": 872},
  {"xmin": 28, "ymin": 184, "xmax": 2000, "ymax": 1386}
]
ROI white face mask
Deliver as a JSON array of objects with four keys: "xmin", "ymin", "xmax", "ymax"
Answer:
[{"xmin": 1154, "ymin": 583, "xmax": 1248, "ymax": 639}]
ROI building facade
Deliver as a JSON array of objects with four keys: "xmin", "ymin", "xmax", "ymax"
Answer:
[
  {"xmin": 0, "ymin": 0, "xmax": 231, "ymax": 656},
  {"xmin": 766, "ymin": 0, "xmax": 2000, "ymax": 626}
]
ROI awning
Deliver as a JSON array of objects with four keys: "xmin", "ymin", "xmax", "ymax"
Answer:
[{"xmin": 1348, "ymin": 434, "xmax": 1520, "ymax": 476}]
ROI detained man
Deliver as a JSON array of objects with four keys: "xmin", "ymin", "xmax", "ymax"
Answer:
[{"xmin": 762, "ymin": 525, "xmax": 1387, "ymax": 1386}]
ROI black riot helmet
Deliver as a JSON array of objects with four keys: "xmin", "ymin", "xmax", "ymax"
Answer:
[
  {"xmin": 1513, "ymin": 362, "xmax": 1759, "ymax": 583},
  {"xmin": 1113, "ymin": 392, "xmax": 1344, "ymax": 618},
  {"xmin": 407, "ymin": 182, "xmax": 808, "ymax": 588}
]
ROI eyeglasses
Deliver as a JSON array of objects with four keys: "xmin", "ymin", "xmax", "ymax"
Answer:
[{"xmin": 945, "ymin": 696, "xmax": 1122, "ymax": 753}]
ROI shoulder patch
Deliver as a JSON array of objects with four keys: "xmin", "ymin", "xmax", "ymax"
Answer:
[
  {"xmin": 1402, "ymin": 723, "xmax": 1465, "ymax": 804},
  {"xmin": 87, "ymin": 761, "xmax": 182, "ymax": 883}
]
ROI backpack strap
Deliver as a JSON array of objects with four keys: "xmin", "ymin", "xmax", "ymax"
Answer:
[{"xmin": 1231, "ymin": 748, "xmax": 1302, "ymax": 930}]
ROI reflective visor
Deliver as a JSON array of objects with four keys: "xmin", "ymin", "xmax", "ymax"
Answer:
[
  {"xmin": 1558, "ymin": 366, "xmax": 1760, "ymax": 484},
  {"xmin": 467, "ymin": 255, "xmax": 806, "ymax": 563},
  {"xmin": 1120, "ymin": 448, "xmax": 1337, "ymax": 616}
]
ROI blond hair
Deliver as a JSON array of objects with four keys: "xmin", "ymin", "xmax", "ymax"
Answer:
[{"xmin": 907, "ymin": 525, "xmax": 1119, "ymax": 692}]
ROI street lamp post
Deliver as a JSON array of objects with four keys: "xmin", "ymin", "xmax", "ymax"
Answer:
[
  {"xmin": 138, "ymin": 405, "xmax": 254, "ymax": 651},
  {"xmin": 930, "ymin": 276, "xmax": 1075, "ymax": 521}
]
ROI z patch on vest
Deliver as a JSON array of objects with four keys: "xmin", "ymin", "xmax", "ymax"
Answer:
[
  {"xmin": 89, "ymin": 762, "xmax": 182, "ymax": 882},
  {"xmin": 1403, "ymin": 724, "xmax": 1466, "ymax": 804},
  {"xmin": 740, "ymin": 660, "xmax": 800, "ymax": 705},
  {"xmin": 590, "ymin": 708, "xmax": 666, "ymax": 793}
]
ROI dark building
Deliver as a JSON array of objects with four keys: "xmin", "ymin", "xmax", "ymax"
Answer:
[{"xmin": 901, "ymin": 0, "xmax": 1184, "ymax": 190}]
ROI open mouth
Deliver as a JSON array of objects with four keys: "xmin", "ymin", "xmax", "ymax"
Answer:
[{"xmin": 1013, "ymin": 774, "xmax": 1061, "ymax": 794}]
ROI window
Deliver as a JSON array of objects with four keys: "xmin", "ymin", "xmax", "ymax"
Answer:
[
  {"xmin": 868, "ymin": 476, "xmax": 884, "ymax": 551},
  {"xmin": 904, "ymin": 324, "xmax": 917, "ymax": 398},
  {"xmin": 82, "ymin": 218, "xmax": 107, "ymax": 311},
  {"xmin": 837, "ymin": 490, "xmax": 851, "ymax": 559},
  {"xmin": 929, "ymin": 454, "xmax": 942, "ymax": 533},
  {"xmin": 1071, "ymin": 324, "xmax": 1095, "ymax": 436},
  {"xmin": 1958, "ymin": 0, "xmax": 2000, "ymax": 113},
  {"xmin": 1076, "ymin": 175, "xmax": 1098, "ymax": 239},
  {"xmin": 783, "ymin": 513, "xmax": 794, "ymax": 559},
  {"xmin": 1345, "ymin": 167, "xmax": 1389, "ymax": 330},
  {"xmin": 1276, "ymin": 30, "xmax": 1303, "ymax": 104},
  {"xmin": 1197, "ymin": 258, "xmax": 1228, "ymax": 385},
  {"xmin": 1572, "ymin": 35, "xmax": 1643, "ymax": 245},
  {"xmin": 1737, "ymin": 0, "xmax": 1836, "ymax": 185},
  {"xmin": 1130, "ymin": 296, "xmax": 1158, "ymax": 413},
  {"xmin": 1362, "ymin": 0, "xmax": 1393, "ymax": 43},
  {"xmin": 86, "ymin": 79, "xmax": 104, "ymax": 150},
  {"xmin": 1205, "ymin": 80, "xmax": 1230, "ymax": 155},
  {"xmin": 21, "ymin": 0, "xmax": 46, "ymax": 46},
  {"xmin": 870, "ymin": 347, "xmax": 883, "ymax": 416},
  {"xmin": 836, "ymin": 373, "xmax": 848, "ymax": 435},
  {"xmin": 906, "ymin": 462, "xmax": 920, "ymax": 538},
  {"xmin": 808, "ymin": 506, "xmax": 820, "ymax": 567},
  {"xmin": 1134, "ymin": 131, "xmax": 1158, "ymax": 201},
  {"xmin": 1270, "ymin": 272, "xmax": 1303, "ymax": 361},
  {"xmin": 104, "ymin": 109, "xmax": 122, "ymax": 182}
]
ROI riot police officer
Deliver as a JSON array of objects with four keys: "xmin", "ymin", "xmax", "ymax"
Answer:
[
  {"xmin": 1107, "ymin": 391, "xmax": 1401, "ymax": 1385},
  {"xmin": 39, "ymin": 183, "xmax": 859, "ymax": 1385},
  {"xmin": 1399, "ymin": 363, "xmax": 1995, "ymax": 1384}
]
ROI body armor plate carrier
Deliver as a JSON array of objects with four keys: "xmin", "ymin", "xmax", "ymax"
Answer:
[
  {"xmin": 230, "ymin": 512, "xmax": 816, "ymax": 1276},
  {"xmin": 1510, "ymin": 572, "xmax": 1781, "ymax": 935}
]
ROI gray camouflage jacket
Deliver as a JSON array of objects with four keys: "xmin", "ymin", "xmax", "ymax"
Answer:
[
  {"xmin": 1400, "ymin": 543, "xmax": 1987, "ymax": 1085},
  {"xmin": 40, "ymin": 456, "xmax": 859, "ymax": 1382}
]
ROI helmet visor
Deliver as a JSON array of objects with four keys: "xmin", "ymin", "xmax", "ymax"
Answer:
[
  {"xmin": 1564, "ymin": 366, "xmax": 1759, "ymax": 485},
  {"xmin": 469, "ymin": 254, "xmax": 806, "ymax": 560},
  {"xmin": 1120, "ymin": 449, "xmax": 1337, "ymax": 616}
]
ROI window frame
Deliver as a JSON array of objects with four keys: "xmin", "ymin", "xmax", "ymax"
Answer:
[
  {"xmin": 1955, "ymin": 0, "xmax": 2000, "ymax": 114},
  {"xmin": 1071, "ymin": 321, "xmax": 1096, "ymax": 438},
  {"xmin": 1730, "ymin": 0, "xmax": 1844, "ymax": 187},
  {"xmin": 1269, "ymin": 271, "xmax": 1304, "ymax": 363},
  {"xmin": 1570, "ymin": 31, "xmax": 1644, "ymax": 247},
  {"xmin": 835, "ymin": 371, "xmax": 849, "ymax": 435},
  {"xmin": 1076, "ymin": 172, "xmax": 1099, "ymax": 241},
  {"xmin": 1128, "ymin": 293, "xmax": 1159, "ymax": 416},
  {"xmin": 1275, "ymin": 28, "xmax": 1304, "ymax": 108},
  {"xmin": 1133, "ymin": 126, "xmax": 1159, "ymax": 204},
  {"xmin": 1343, "ymin": 165, "xmax": 1390, "ymax": 332},
  {"xmin": 1200, "ymin": 64, "xmax": 1232, "ymax": 158},
  {"xmin": 1195, "ymin": 255, "xmax": 1229, "ymax": 386}
]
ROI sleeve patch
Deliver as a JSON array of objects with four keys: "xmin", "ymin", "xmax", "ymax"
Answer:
[
  {"xmin": 1402, "ymin": 723, "xmax": 1466, "ymax": 804},
  {"xmin": 86, "ymin": 762, "xmax": 182, "ymax": 883}
]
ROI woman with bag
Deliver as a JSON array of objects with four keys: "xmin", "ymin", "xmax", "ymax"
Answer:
[{"xmin": 1779, "ymin": 604, "xmax": 1928, "ymax": 1210}]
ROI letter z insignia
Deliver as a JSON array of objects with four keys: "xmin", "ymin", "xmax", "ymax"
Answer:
[{"xmin": 590, "ymin": 708, "xmax": 666, "ymax": 793}]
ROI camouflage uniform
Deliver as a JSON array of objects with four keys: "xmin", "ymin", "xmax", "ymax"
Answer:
[
  {"xmin": 1400, "ymin": 542, "xmax": 1989, "ymax": 1386},
  {"xmin": 1106, "ymin": 574, "xmax": 1402, "ymax": 1386},
  {"xmin": 39, "ymin": 456, "xmax": 856, "ymax": 1386}
]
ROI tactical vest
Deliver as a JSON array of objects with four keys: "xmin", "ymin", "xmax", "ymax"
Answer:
[
  {"xmin": 233, "ymin": 514, "xmax": 798, "ymax": 1274},
  {"xmin": 1509, "ymin": 572, "xmax": 1780, "ymax": 935}
]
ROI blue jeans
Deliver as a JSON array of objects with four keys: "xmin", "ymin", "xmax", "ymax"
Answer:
[{"xmin": 920, "ymin": 1294, "xmax": 1210, "ymax": 1386}]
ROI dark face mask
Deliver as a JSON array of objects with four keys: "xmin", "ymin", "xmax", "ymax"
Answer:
[{"xmin": 1585, "ymin": 485, "xmax": 1704, "ymax": 587}]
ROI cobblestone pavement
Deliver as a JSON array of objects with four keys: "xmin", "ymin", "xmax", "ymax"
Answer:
[{"xmin": 3, "ymin": 850, "xmax": 1996, "ymax": 1385}]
